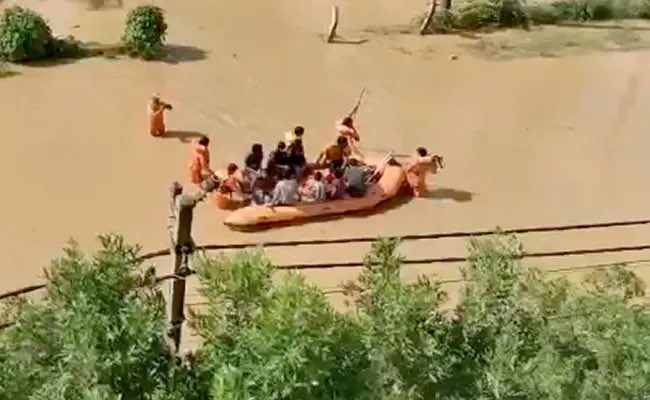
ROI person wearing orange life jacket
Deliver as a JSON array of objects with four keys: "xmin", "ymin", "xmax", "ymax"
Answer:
[
  {"xmin": 405, "ymin": 147, "xmax": 444, "ymax": 197},
  {"xmin": 188, "ymin": 136, "xmax": 215, "ymax": 185},
  {"xmin": 214, "ymin": 163, "xmax": 247, "ymax": 209},
  {"xmin": 218, "ymin": 163, "xmax": 245, "ymax": 196},
  {"xmin": 148, "ymin": 93, "xmax": 172, "ymax": 137}
]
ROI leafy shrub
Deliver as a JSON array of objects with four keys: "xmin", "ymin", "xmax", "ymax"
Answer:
[
  {"xmin": 0, "ymin": 234, "xmax": 181, "ymax": 399},
  {"xmin": 549, "ymin": 0, "xmax": 617, "ymax": 21},
  {"xmin": 434, "ymin": 8, "xmax": 459, "ymax": 31},
  {"xmin": 456, "ymin": 0, "xmax": 501, "ymax": 29},
  {"xmin": 526, "ymin": 2, "xmax": 563, "ymax": 24},
  {"xmin": 453, "ymin": 0, "xmax": 530, "ymax": 29},
  {"xmin": 499, "ymin": 0, "xmax": 531, "ymax": 27},
  {"xmin": 4, "ymin": 233, "xmax": 650, "ymax": 399},
  {"xmin": 418, "ymin": 0, "xmax": 650, "ymax": 31},
  {"xmin": 122, "ymin": 5, "xmax": 168, "ymax": 60},
  {"xmin": 0, "ymin": 6, "xmax": 53, "ymax": 62}
]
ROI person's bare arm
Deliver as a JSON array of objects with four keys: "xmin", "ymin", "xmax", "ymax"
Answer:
[
  {"xmin": 316, "ymin": 150, "xmax": 326, "ymax": 164},
  {"xmin": 346, "ymin": 126, "xmax": 361, "ymax": 142},
  {"xmin": 351, "ymin": 128, "xmax": 360, "ymax": 141},
  {"xmin": 150, "ymin": 104, "xmax": 167, "ymax": 116}
]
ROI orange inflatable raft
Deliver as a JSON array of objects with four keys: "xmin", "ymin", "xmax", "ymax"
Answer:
[{"xmin": 223, "ymin": 155, "xmax": 406, "ymax": 230}]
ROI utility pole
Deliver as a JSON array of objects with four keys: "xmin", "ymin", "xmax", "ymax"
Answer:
[{"xmin": 167, "ymin": 182, "xmax": 209, "ymax": 353}]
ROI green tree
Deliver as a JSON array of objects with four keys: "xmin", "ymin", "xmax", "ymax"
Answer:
[
  {"xmin": 190, "ymin": 251, "xmax": 369, "ymax": 400},
  {"xmin": 344, "ymin": 238, "xmax": 454, "ymax": 399},
  {"xmin": 451, "ymin": 234, "xmax": 650, "ymax": 399},
  {"xmin": 3, "ymin": 233, "xmax": 650, "ymax": 399},
  {"xmin": 0, "ymin": 234, "xmax": 187, "ymax": 399}
]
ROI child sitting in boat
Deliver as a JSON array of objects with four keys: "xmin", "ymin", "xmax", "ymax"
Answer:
[
  {"xmin": 300, "ymin": 171, "xmax": 327, "ymax": 203},
  {"xmin": 325, "ymin": 168, "xmax": 347, "ymax": 200},
  {"xmin": 343, "ymin": 161, "xmax": 369, "ymax": 198},
  {"xmin": 268, "ymin": 169, "xmax": 300, "ymax": 207},
  {"xmin": 214, "ymin": 163, "xmax": 247, "ymax": 209},
  {"xmin": 218, "ymin": 164, "xmax": 244, "ymax": 194},
  {"xmin": 250, "ymin": 172, "xmax": 276, "ymax": 205}
]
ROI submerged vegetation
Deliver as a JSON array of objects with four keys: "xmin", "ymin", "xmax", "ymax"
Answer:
[
  {"xmin": 1, "ymin": 233, "xmax": 650, "ymax": 399},
  {"xmin": 420, "ymin": 0, "xmax": 650, "ymax": 32},
  {"xmin": 0, "ymin": 6, "xmax": 78, "ymax": 62},
  {"xmin": 0, "ymin": 4, "xmax": 168, "ymax": 64},
  {"xmin": 122, "ymin": 5, "xmax": 168, "ymax": 60}
]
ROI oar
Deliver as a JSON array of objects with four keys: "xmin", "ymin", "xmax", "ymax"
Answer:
[
  {"xmin": 347, "ymin": 87, "xmax": 367, "ymax": 119},
  {"xmin": 358, "ymin": 145, "xmax": 410, "ymax": 158}
]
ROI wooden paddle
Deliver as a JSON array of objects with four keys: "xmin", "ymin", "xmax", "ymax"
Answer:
[{"xmin": 347, "ymin": 87, "xmax": 367, "ymax": 119}]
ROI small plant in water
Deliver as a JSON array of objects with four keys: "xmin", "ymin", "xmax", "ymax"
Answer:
[{"xmin": 122, "ymin": 5, "xmax": 168, "ymax": 60}]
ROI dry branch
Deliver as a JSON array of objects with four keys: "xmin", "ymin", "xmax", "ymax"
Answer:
[
  {"xmin": 420, "ymin": 0, "xmax": 438, "ymax": 35},
  {"xmin": 327, "ymin": 6, "xmax": 339, "ymax": 43}
]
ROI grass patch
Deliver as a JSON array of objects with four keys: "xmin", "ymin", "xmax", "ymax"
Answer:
[{"xmin": 463, "ymin": 23, "xmax": 650, "ymax": 59}]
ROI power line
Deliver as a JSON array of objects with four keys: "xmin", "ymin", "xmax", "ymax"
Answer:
[
  {"xmin": 5, "ymin": 256, "xmax": 650, "ymax": 333},
  {"xmin": 318, "ymin": 258, "xmax": 650, "ymax": 294},
  {"xmin": 135, "ymin": 218, "xmax": 650, "ymax": 260},
  {"xmin": 5, "ymin": 242, "xmax": 650, "ymax": 302},
  {"xmin": 275, "ymin": 243, "xmax": 650, "ymax": 270}
]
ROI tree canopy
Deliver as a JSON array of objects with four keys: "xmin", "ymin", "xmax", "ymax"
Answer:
[{"xmin": 1, "ymin": 232, "xmax": 649, "ymax": 399}]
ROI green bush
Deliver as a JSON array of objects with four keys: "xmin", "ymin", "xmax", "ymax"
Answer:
[
  {"xmin": 122, "ymin": 5, "xmax": 168, "ymax": 60},
  {"xmin": 0, "ymin": 235, "xmax": 181, "ymax": 399},
  {"xmin": 0, "ymin": 6, "xmax": 53, "ymax": 62},
  {"xmin": 419, "ymin": 0, "xmax": 650, "ymax": 31},
  {"xmin": 3, "ymin": 233, "xmax": 650, "ymax": 399},
  {"xmin": 549, "ymin": 0, "xmax": 618, "ymax": 21},
  {"xmin": 526, "ymin": 2, "xmax": 563, "ymax": 24},
  {"xmin": 434, "ymin": 9, "xmax": 459, "ymax": 31},
  {"xmin": 456, "ymin": 0, "xmax": 502, "ymax": 29}
]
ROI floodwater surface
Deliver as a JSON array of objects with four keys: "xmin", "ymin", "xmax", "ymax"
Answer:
[{"xmin": 2, "ymin": 0, "xmax": 650, "ymax": 306}]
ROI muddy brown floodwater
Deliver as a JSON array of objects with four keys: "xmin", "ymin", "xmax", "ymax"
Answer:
[{"xmin": 2, "ymin": 0, "xmax": 650, "ymax": 322}]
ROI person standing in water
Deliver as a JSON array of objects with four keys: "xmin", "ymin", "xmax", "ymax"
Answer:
[
  {"xmin": 189, "ymin": 135, "xmax": 215, "ymax": 185},
  {"xmin": 406, "ymin": 147, "xmax": 444, "ymax": 197},
  {"xmin": 148, "ymin": 93, "xmax": 172, "ymax": 137}
]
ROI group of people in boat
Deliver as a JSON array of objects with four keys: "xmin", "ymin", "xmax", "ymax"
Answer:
[
  {"xmin": 195, "ymin": 124, "xmax": 379, "ymax": 208},
  {"xmin": 148, "ymin": 93, "xmax": 443, "ymax": 209}
]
